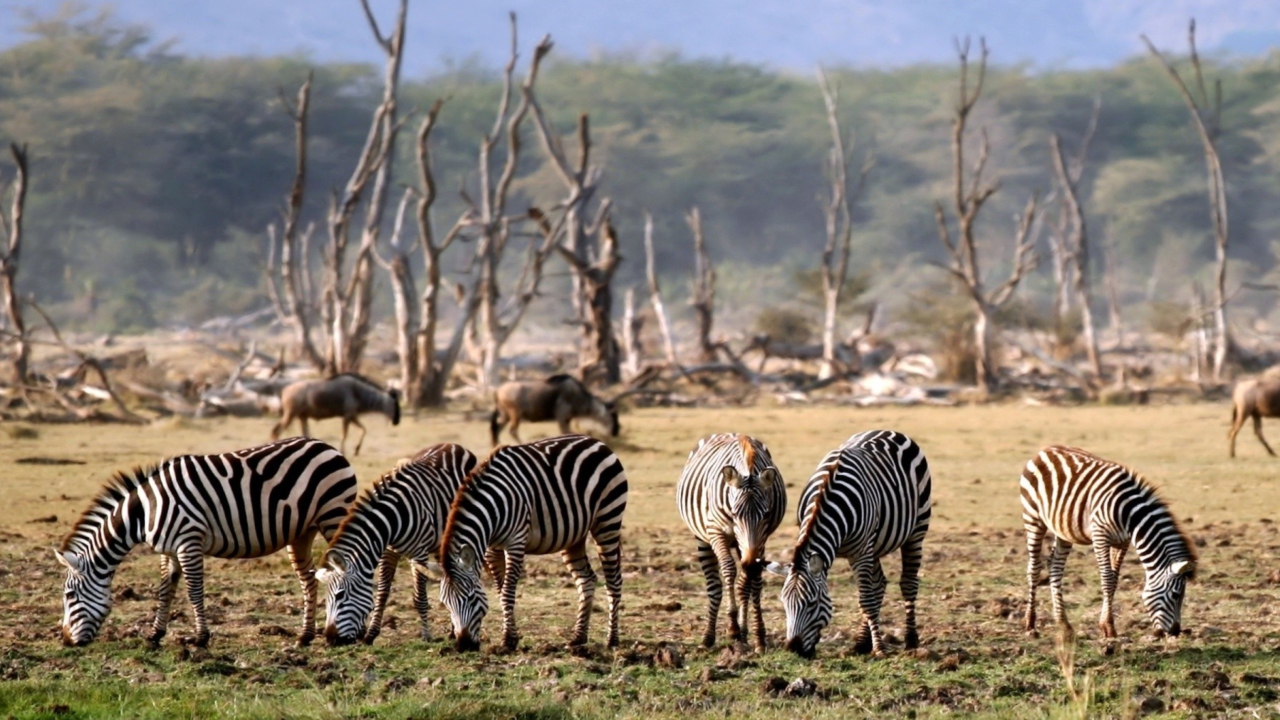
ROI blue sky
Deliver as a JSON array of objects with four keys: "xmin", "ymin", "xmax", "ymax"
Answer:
[{"xmin": 3, "ymin": 0, "xmax": 1279, "ymax": 73}]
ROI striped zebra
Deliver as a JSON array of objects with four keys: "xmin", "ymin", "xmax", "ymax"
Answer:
[
  {"xmin": 676, "ymin": 433, "xmax": 786, "ymax": 649},
  {"xmin": 315, "ymin": 443, "xmax": 478, "ymax": 646},
  {"xmin": 438, "ymin": 434, "xmax": 628, "ymax": 652},
  {"xmin": 767, "ymin": 430, "xmax": 932, "ymax": 658},
  {"xmin": 1020, "ymin": 446, "xmax": 1196, "ymax": 640},
  {"xmin": 55, "ymin": 437, "xmax": 356, "ymax": 648}
]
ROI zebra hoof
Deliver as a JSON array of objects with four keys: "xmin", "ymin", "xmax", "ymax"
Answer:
[
  {"xmin": 1025, "ymin": 629, "xmax": 1040, "ymax": 639},
  {"xmin": 607, "ymin": 635, "xmax": 619, "ymax": 649},
  {"xmin": 904, "ymin": 630, "xmax": 919, "ymax": 650},
  {"xmin": 296, "ymin": 632, "xmax": 315, "ymax": 648},
  {"xmin": 871, "ymin": 648, "xmax": 887, "ymax": 659},
  {"xmin": 502, "ymin": 635, "xmax": 519, "ymax": 653},
  {"xmin": 361, "ymin": 630, "xmax": 380, "ymax": 646},
  {"xmin": 701, "ymin": 635, "xmax": 716, "ymax": 649},
  {"xmin": 852, "ymin": 634, "xmax": 873, "ymax": 655}
]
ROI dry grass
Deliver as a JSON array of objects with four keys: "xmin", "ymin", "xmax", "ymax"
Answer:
[{"xmin": 3, "ymin": 401, "xmax": 1280, "ymax": 718}]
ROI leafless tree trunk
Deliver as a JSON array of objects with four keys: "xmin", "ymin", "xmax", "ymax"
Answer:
[
  {"xmin": 325, "ymin": 0, "xmax": 407, "ymax": 374},
  {"xmin": 1048, "ymin": 99, "xmax": 1102, "ymax": 377},
  {"xmin": 816, "ymin": 69, "xmax": 872, "ymax": 380},
  {"xmin": 0, "ymin": 143, "xmax": 28, "ymax": 387},
  {"xmin": 1103, "ymin": 236, "xmax": 1125, "ymax": 348},
  {"xmin": 933, "ymin": 38, "xmax": 1039, "ymax": 394},
  {"xmin": 473, "ymin": 21, "xmax": 559, "ymax": 389},
  {"xmin": 265, "ymin": 73, "xmax": 325, "ymax": 370},
  {"xmin": 373, "ymin": 189, "xmax": 419, "ymax": 395},
  {"xmin": 687, "ymin": 207, "xmax": 717, "ymax": 363},
  {"xmin": 644, "ymin": 212, "xmax": 678, "ymax": 365},
  {"xmin": 622, "ymin": 287, "xmax": 643, "ymax": 379},
  {"xmin": 1143, "ymin": 20, "xmax": 1231, "ymax": 381}
]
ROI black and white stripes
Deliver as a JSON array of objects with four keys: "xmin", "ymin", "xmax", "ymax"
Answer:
[
  {"xmin": 56, "ymin": 437, "xmax": 356, "ymax": 647},
  {"xmin": 770, "ymin": 430, "xmax": 932, "ymax": 658},
  {"xmin": 676, "ymin": 433, "xmax": 786, "ymax": 649},
  {"xmin": 316, "ymin": 443, "xmax": 478, "ymax": 645},
  {"xmin": 1020, "ymin": 446, "xmax": 1196, "ymax": 639},
  {"xmin": 438, "ymin": 434, "xmax": 629, "ymax": 651}
]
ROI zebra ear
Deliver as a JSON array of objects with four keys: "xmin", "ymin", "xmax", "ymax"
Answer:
[
  {"xmin": 758, "ymin": 467, "xmax": 780, "ymax": 489},
  {"xmin": 325, "ymin": 552, "xmax": 347, "ymax": 574},
  {"xmin": 765, "ymin": 561, "xmax": 790, "ymax": 576},
  {"xmin": 721, "ymin": 466, "xmax": 744, "ymax": 489},
  {"xmin": 809, "ymin": 552, "xmax": 828, "ymax": 575},
  {"xmin": 54, "ymin": 549, "xmax": 83, "ymax": 574},
  {"xmin": 456, "ymin": 544, "xmax": 479, "ymax": 571},
  {"xmin": 315, "ymin": 567, "xmax": 334, "ymax": 584},
  {"xmin": 1171, "ymin": 560, "xmax": 1194, "ymax": 577}
]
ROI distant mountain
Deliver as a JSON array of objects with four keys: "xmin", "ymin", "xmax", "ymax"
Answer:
[{"xmin": 2, "ymin": 0, "xmax": 1278, "ymax": 73}]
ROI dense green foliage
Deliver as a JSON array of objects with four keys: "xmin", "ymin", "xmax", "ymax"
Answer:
[{"xmin": 6, "ymin": 5, "xmax": 1280, "ymax": 332}]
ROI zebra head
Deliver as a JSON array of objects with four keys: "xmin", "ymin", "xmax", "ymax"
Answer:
[
  {"xmin": 439, "ymin": 544, "xmax": 488, "ymax": 651},
  {"xmin": 54, "ymin": 549, "xmax": 113, "ymax": 647},
  {"xmin": 722, "ymin": 465, "xmax": 780, "ymax": 567},
  {"xmin": 1141, "ymin": 559, "xmax": 1194, "ymax": 637},
  {"xmin": 316, "ymin": 551, "xmax": 374, "ymax": 646},
  {"xmin": 767, "ymin": 551, "xmax": 833, "ymax": 658}
]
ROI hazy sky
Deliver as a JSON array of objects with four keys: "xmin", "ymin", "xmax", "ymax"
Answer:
[{"xmin": 3, "ymin": 0, "xmax": 1279, "ymax": 73}]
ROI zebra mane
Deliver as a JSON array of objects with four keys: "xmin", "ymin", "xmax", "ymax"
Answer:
[
  {"xmin": 1127, "ymin": 469, "xmax": 1199, "ymax": 574},
  {"xmin": 328, "ymin": 464, "xmax": 405, "ymax": 551},
  {"xmin": 58, "ymin": 464, "xmax": 157, "ymax": 553},
  {"xmin": 438, "ymin": 445, "xmax": 504, "ymax": 560},
  {"xmin": 738, "ymin": 434, "xmax": 756, "ymax": 471},
  {"xmin": 792, "ymin": 461, "xmax": 838, "ymax": 565}
]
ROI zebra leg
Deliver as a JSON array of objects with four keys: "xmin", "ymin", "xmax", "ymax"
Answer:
[
  {"xmin": 695, "ymin": 540, "xmax": 723, "ymax": 648},
  {"xmin": 287, "ymin": 531, "xmax": 319, "ymax": 647},
  {"xmin": 900, "ymin": 534, "xmax": 926, "ymax": 650},
  {"xmin": 594, "ymin": 526, "xmax": 624, "ymax": 649},
  {"xmin": 364, "ymin": 549, "xmax": 400, "ymax": 645},
  {"xmin": 712, "ymin": 537, "xmax": 745, "ymax": 643},
  {"xmin": 146, "ymin": 554, "xmax": 182, "ymax": 648},
  {"xmin": 499, "ymin": 542, "xmax": 527, "ymax": 652},
  {"xmin": 562, "ymin": 541, "xmax": 597, "ymax": 647},
  {"xmin": 744, "ymin": 558, "xmax": 767, "ymax": 650},
  {"xmin": 484, "ymin": 547, "xmax": 508, "ymax": 593},
  {"xmin": 1092, "ymin": 536, "xmax": 1119, "ymax": 639},
  {"xmin": 1023, "ymin": 518, "xmax": 1048, "ymax": 637},
  {"xmin": 410, "ymin": 561, "xmax": 432, "ymax": 640},
  {"xmin": 1109, "ymin": 545, "xmax": 1126, "ymax": 573},
  {"xmin": 854, "ymin": 557, "xmax": 889, "ymax": 657},
  {"xmin": 176, "ymin": 544, "xmax": 210, "ymax": 648},
  {"xmin": 1048, "ymin": 537, "xmax": 1074, "ymax": 638}
]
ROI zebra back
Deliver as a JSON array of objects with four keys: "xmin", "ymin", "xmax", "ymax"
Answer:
[
  {"xmin": 794, "ymin": 430, "xmax": 932, "ymax": 567},
  {"xmin": 677, "ymin": 433, "xmax": 786, "ymax": 560},
  {"xmin": 60, "ymin": 437, "xmax": 357, "ymax": 569},
  {"xmin": 325, "ymin": 443, "xmax": 478, "ymax": 571},
  {"xmin": 1020, "ymin": 445, "xmax": 1196, "ymax": 575},
  {"xmin": 440, "ymin": 435, "xmax": 629, "ymax": 562}
]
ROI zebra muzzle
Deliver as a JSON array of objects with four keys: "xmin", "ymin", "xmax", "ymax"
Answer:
[
  {"xmin": 455, "ymin": 630, "xmax": 481, "ymax": 652},
  {"xmin": 323, "ymin": 623, "xmax": 357, "ymax": 647},
  {"xmin": 786, "ymin": 636, "xmax": 815, "ymax": 658}
]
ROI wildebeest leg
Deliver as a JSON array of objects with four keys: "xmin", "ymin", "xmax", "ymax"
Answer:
[
  {"xmin": 1253, "ymin": 414, "xmax": 1276, "ymax": 457},
  {"xmin": 271, "ymin": 410, "xmax": 293, "ymax": 441},
  {"xmin": 350, "ymin": 417, "xmax": 368, "ymax": 456},
  {"xmin": 507, "ymin": 414, "xmax": 522, "ymax": 443},
  {"xmin": 299, "ymin": 417, "xmax": 311, "ymax": 438}
]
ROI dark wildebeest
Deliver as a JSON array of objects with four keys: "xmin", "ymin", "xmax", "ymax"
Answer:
[
  {"xmin": 1228, "ymin": 377, "xmax": 1280, "ymax": 458},
  {"xmin": 272, "ymin": 374, "xmax": 400, "ymax": 456},
  {"xmin": 489, "ymin": 374, "xmax": 618, "ymax": 446}
]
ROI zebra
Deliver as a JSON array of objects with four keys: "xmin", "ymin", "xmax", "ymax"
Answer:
[
  {"xmin": 55, "ymin": 437, "xmax": 357, "ymax": 648},
  {"xmin": 676, "ymin": 433, "xmax": 786, "ymax": 649},
  {"xmin": 767, "ymin": 430, "xmax": 932, "ymax": 658},
  {"xmin": 438, "ymin": 434, "xmax": 628, "ymax": 652},
  {"xmin": 1020, "ymin": 445, "xmax": 1196, "ymax": 640},
  {"xmin": 315, "ymin": 443, "xmax": 478, "ymax": 646}
]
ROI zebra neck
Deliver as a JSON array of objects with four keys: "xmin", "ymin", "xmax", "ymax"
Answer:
[
  {"xmin": 65, "ymin": 493, "xmax": 145, "ymax": 570},
  {"xmin": 1126, "ymin": 504, "xmax": 1191, "ymax": 571}
]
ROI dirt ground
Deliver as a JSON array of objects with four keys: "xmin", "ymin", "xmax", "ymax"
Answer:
[{"xmin": 3, "ymin": 402, "xmax": 1280, "ymax": 718}]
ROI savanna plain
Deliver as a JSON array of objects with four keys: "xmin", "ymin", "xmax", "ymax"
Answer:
[{"xmin": 2, "ymin": 402, "xmax": 1279, "ymax": 719}]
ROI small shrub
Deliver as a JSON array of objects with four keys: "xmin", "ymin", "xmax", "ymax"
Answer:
[{"xmin": 753, "ymin": 307, "xmax": 813, "ymax": 345}]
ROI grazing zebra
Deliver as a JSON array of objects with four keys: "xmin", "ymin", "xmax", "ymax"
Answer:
[
  {"xmin": 271, "ymin": 373, "xmax": 401, "ymax": 456},
  {"xmin": 1020, "ymin": 446, "xmax": 1196, "ymax": 640},
  {"xmin": 315, "ymin": 443, "xmax": 478, "ymax": 646},
  {"xmin": 767, "ymin": 430, "xmax": 932, "ymax": 658},
  {"xmin": 55, "ymin": 437, "xmax": 357, "ymax": 648},
  {"xmin": 676, "ymin": 433, "xmax": 786, "ymax": 649},
  {"xmin": 438, "ymin": 435, "xmax": 628, "ymax": 652}
]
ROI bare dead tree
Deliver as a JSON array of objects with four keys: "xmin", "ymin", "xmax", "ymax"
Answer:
[
  {"xmin": 934, "ymin": 38, "xmax": 1039, "ymax": 393},
  {"xmin": 0, "ymin": 143, "xmax": 28, "ymax": 386},
  {"xmin": 1048, "ymin": 99, "xmax": 1103, "ymax": 377},
  {"xmin": 621, "ymin": 287, "xmax": 643, "ymax": 379},
  {"xmin": 266, "ymin": 74, "xmax": 326, "ymax": 370},
  {"xmin": 644, "ymin": 212, "xmax": 678, "ymax": 365},
  {"xmin": 1103, "ymin": 235, "xmax": 1125, "ymax": 348},
  {"xmin": 1046, "ymin": 97, "xmax": 1100, "ymax": 326},
  {"xmin": 373, "ymin": 188, "xmax": 419, "ymax": 395},
  {"xmin": 324, "ymin": 0, "xmax": 408, "ymax": 373},
  {"xmin": 816, "ymin": 69, "xmax": 873, "ymax": 380},
  {"xmin": 1142, "ymin": 20, "xmax": 1231, "ymax": 381},
  {"xmin": 687, "ymin": 207, "xmax": 717, "ymax": 363},
  {"xmin": 473, "ymin": 21, "xmax": 559, "ymax": 389}
]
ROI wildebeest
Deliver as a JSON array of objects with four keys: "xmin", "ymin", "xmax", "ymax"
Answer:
[
  {"xmin": 1228, "ymin": 376, "xmax": 1280, "ymax": 457},
  {"xmin": 489, "ymin": 374, "xmax": 618, "ymax": 446},
  {"xmin": 271, "ymin": 374, "xmax": 400, "ymax": 456}
]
